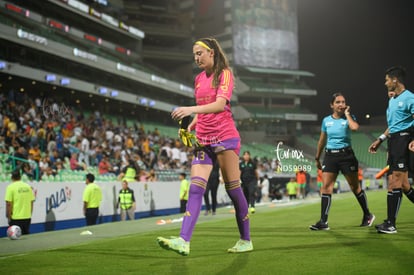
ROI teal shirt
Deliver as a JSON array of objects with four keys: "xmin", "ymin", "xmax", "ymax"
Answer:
[
  {"xmin": 387, "ymin": 90, "xmax": 414, "ymax": 133},
  {"xmin": 321, "ymin": 115, "xmax": 355, "ymax": 149}
]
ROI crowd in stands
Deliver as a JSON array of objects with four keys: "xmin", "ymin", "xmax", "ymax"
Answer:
[
  {"xmin": 0, "ymin": 90, "xmax": 195, "ymax": 182},
  {"xmin": 0, "ymin": 90, "xmax": 285, "ymax": 183}
]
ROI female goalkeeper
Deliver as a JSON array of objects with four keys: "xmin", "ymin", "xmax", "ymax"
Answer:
[{"xmin": 157, "ymin": 37, "xmax": 252, "ymax": 256}]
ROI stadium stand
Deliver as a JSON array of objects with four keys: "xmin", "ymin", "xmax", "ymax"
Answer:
[{"xmin": 0, "ymin": 0, "xmax": 389, "ymax": 190}]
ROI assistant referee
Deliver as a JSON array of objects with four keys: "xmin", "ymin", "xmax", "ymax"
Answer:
[{"xmin": 310, "ymin": 93, "xmax": 375, "ymax": 231}]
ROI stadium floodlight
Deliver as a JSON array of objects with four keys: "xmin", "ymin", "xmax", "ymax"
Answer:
[
  {"xmin": 45, "ymin": 74, "xmax": 56, "ymax": 82},
  {"xmin": 140, "ymin": 98, "xmax": 148, "ymax": 105},
  {"xmin": 98, "ymin": 87, "xmax": 107, "ymax": 95},
  {"xmin": 0, "ymin": 61, "xmax": 6, "ymax": 70},
  {"xmin": 110, "ymin": 90, "xmax": 119, "ymax": 97},
  {"xmin": 60, "ymin": 78, "xmax": 70, "ymax": 86}
]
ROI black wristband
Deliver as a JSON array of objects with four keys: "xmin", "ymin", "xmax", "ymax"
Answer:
[{"xmin": 180, "ymin": 116, "xmax": 190, "ymax": 129}]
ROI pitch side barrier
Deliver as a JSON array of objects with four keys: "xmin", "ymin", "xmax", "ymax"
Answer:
[{"xmin": 0, "ymin": 180, "xmax": 232, "ymax": 237}]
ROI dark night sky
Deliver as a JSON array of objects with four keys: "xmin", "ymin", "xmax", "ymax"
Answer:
[{"xmin": 297, "ymin": 0, "xmax": 414, "ymax": 123}]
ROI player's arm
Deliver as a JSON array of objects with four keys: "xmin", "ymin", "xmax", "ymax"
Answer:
[
  {"xmin": 188, "ymin": 114, "xmax": 197, "ymax": 131},
  {"xmin": 368, "ymin": 128, "xmax": 389, "ymax": 153},
  {"xmin": 344, "ymin": 106, "xmax": 359, "ymax": 131},
  {"xmin": 315, "ymin": 132, "xmax": 327, "ymax": 169},
  {"xmin": 5, "ymin": 201, "xmax": 12, "ymax": 222},
  {"xmin": 83, "ymin": 201, "xmax": 88, "ymax": 216},
  {"xmin": 172, "ymin": 97, "xmax": 227, "ymax": 120}
]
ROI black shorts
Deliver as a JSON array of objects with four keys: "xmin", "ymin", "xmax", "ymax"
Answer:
[
  {"xmin": 85, "ymin": 208, "xmax": 99, "ymax": 226},
  {"xmin": 10, "ymin": 218, "xmax": 31, "ymax": 235},
  {"xmin": 388, "ymin": 130, "xmax": 412, "ymax": 172},
  {"xmin": 322, "ymin": 147, "xmax": 358, "ymax": 175}
]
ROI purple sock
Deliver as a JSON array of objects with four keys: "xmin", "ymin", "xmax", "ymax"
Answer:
[
  {"xmin": 180, "ymin": 176, "xmax": 206, "ymax": 241},
  {"xmin": 226, "ymin": 180, "xmax": 250, "ymax": 241}
]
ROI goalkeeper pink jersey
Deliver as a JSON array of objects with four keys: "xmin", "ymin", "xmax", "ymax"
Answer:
[{"xmin": 194, "ymin": 68, "xmax": 240, "ymax": 145}]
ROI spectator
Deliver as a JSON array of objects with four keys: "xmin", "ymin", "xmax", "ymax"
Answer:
[
  {"xmin": 146, "ymin": 169, "xmax": 158, "ymax": 182},
  {"xmin": 170, "ymin": 143, "xmax": 181, "ymax": 168},
  {"xmin": 79, "ymin": 135, "xmax": 90, "ymax": 167},
  {"xmin": 11, "ymin": 146, "xmax": 27, "ymax": 173},
  {"xmin": 158, "ymin": 142, "xmax": 171, "ymax": 164},
  {"xmin": 37, "ymin": 123, "xmax": 47, "ymax": 152},
  {"xmin": 146, "ymin": 147, "xmax": 157, "ymax": 170},
  {"xmin": 51, "ymin": 158, "xmax": 65, "ymax": 176},
  {"xmin": 23, "ymin": 154, "xmax": 38, "ymax": 180},
  {"xmin": 39, "ymin": 155, "xmax": 52, "ymax": 178},
  {"xmin": 138, "ymin": 169, "xmax": 149, "ymax": 182},
  {"xmin": 179, "ymin": 147, "xmax": 189, "ymax": 168},
  {"xmin": 98, "ymin": 154, "xmax": 115, "ymax": 176},
  {"xmin": 258, "ymin": 174, "xmax": 270, "ymax": 203},
  {"xmin": 70, "ymin": 152, "xmax": 86, "ymax": 171},
  {"xmin": 28, "ymin": 143, "xmax": 41, "ymax": 162}
]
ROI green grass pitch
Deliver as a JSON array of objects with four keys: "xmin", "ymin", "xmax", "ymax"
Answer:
[{"xmin": 1, "ymin": 190, "xmax": 413, "ymax": 274}]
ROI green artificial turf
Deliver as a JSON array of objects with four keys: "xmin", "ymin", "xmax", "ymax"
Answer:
[{"xmin": 1, "ymin": 190, "xmax": 413, "ymax": 274}]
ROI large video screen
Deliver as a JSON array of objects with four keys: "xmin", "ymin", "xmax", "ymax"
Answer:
[{"xmin": 232, "ymin": 0, "xmax": 298, "ymax": 70}]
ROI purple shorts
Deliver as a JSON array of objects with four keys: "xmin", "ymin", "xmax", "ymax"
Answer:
[{"xmin": 192, "ymin": 137, "xmax": 240, "ymax": 165}]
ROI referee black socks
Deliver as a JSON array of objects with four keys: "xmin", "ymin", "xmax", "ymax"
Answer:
[
  {"xmin": 321, "ymin": 194, "xmax": 332, "ymax": 223},
  {"xmin": 387, "ymin": 189, "xmax": 402, "ymax": 225},
  {"xmin": 355, "ymin": 190, "xmax": 370, "ymax": 216},
  {"xmin": 404, "ymin": 188, "xmax": 414, "ymax": 203}
]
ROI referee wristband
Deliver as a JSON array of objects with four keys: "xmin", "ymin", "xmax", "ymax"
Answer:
[{"xmin": 378, "ymin": 134, "xmax": 387, "ymax": 142}]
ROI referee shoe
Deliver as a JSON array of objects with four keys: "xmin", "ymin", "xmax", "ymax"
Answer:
[
  {"xmin": 376, "ymin": 220, "xmax": 397, "ymax": 234},
  {"xmin": 309, "ymin": 220, "xmax": 330, "ymax": 231},
  {"xmin": 360, "ymin": 213, "xmax": 375, "ymax": 227}
]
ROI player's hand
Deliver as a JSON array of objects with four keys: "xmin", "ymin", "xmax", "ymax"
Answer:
[
  {"xmin": 368, "ymin": 140, "xmax": 381, "ymax": 153},
  {"xmin": 315, "ymin": 159, "xmax": 322, "ymax": 170},
  {"xmin": 171, "ymin": 107, "xmax": 193, "ymax": 121},
  {"xmin": 409, "ymin": 140, "xmax": 414, "ymax": 152},
  {"xmin": 345, "ymin": 105, "xmax": 351, "ymax": 113}
]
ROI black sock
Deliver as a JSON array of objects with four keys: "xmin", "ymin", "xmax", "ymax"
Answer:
[
  {"xmin": 321, "ymin": 194, "xmax": 332, "ymax": 223},
  {"xmin": 404, "ymin": 188, "xmax": 414, "ymax": 204},
  {"xmin": 355, "ymin": 190, "xmax": 370, "ymax": 216},
  {"xmin": 387, "ymin": 189, "xmax": 402, "ymax": 225}
]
